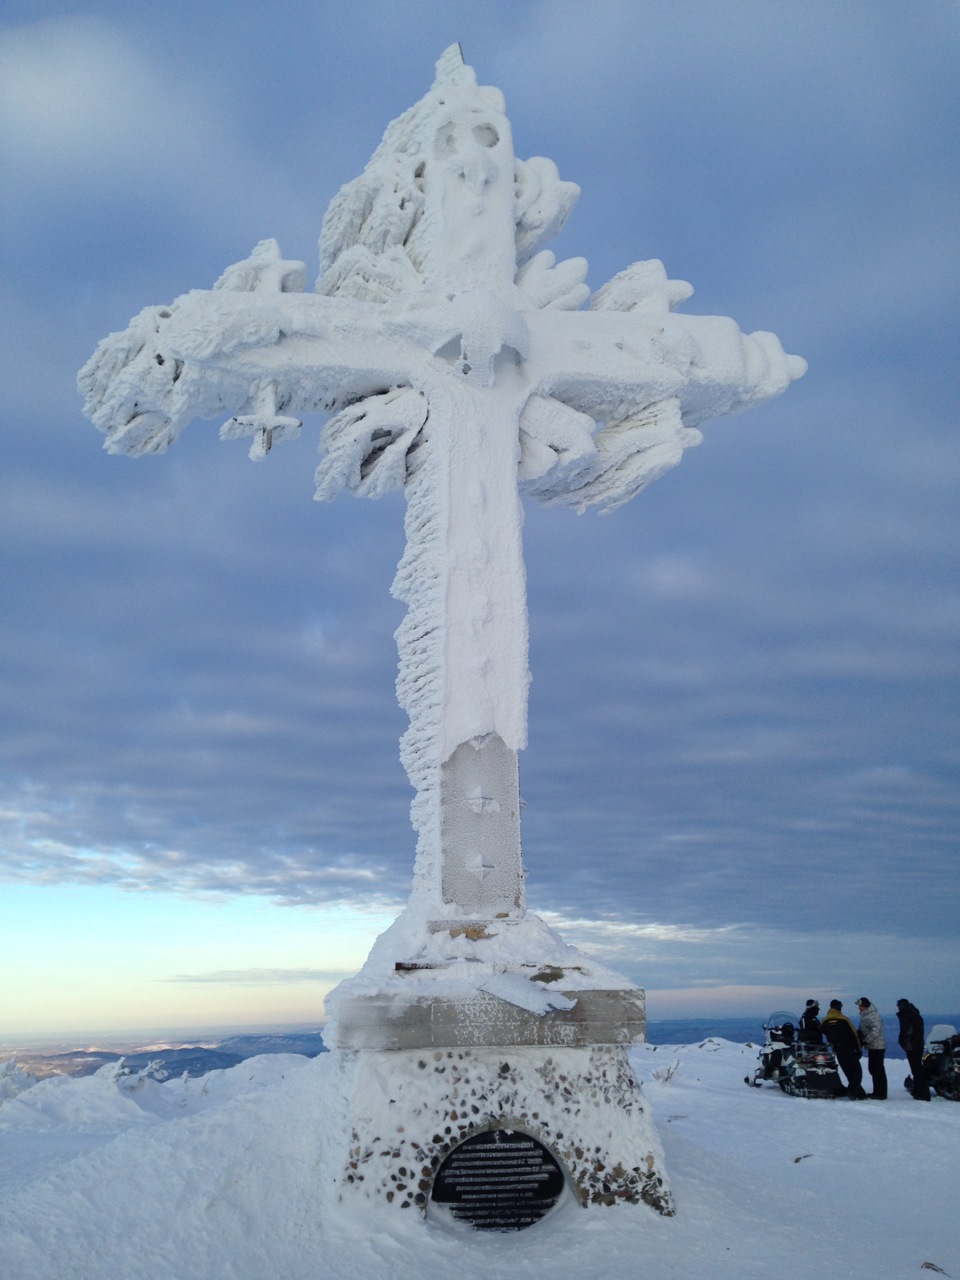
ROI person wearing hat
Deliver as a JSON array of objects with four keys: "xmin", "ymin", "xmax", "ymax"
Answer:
[
  {"xmin": 896, "ymin": 998, "xmax": 931, "ymax": 1100},
  {"xmin": 856, "ymin": 998, "xmax": 887, "ymax": 1099},
  {"xmin": 799, "ymin": 999, "xmax": 824, "ymax": 1044},
  {"xmin": 822, "ymin": 999, "xmax": 867, "ymax": 1098}
]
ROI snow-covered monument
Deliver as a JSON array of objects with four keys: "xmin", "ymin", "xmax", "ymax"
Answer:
[{"xmin": 79, "ymin": 47, "xmax": 804, "ymax": 1230}]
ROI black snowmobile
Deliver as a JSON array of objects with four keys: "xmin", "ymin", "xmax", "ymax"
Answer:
[
  {"xmin": 905, "ymin": 1022, "xmax": 960, "ymax": 1102},
  {"xmin": 745, "ymin": 1010, "xmax": 844, "ymax": 1099}
]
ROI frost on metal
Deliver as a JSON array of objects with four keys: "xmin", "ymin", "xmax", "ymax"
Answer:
[{"xmin": 79, "ymin": 45, "xmax": 805, "ymax": 924}]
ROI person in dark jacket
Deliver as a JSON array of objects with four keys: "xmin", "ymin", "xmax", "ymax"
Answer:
[
  {"xmin": 856, "ymin": 997, "xmax": 887, "ymax": 1099},
  {"xmin": 799, "ymin": 999, "xmax": 824, "ymax": 1044},
  {"xmin": 822, "ymin": 1000, "xmax": 867, "ymax": 1098},
  {"xmin": 897, "ymin": 998, "xmax": 931, "ymax": 1100}
]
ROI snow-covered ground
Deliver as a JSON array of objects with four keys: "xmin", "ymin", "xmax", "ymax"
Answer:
[{"xmin": 0, "ymin": 1038, "xmax": 954, "ymax": 1280}]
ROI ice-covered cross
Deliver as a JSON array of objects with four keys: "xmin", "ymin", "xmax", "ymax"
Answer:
[{"xmin": 79, "ymin": 46, "xmax": 804, "ymax": 932}]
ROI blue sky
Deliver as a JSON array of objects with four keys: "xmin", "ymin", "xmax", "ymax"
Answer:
[{"xmin": 1, "ymin": 0, "xmax": 958, "ymax": 1038}]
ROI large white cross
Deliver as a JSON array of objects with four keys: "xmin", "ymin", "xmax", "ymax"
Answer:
[{"xmin": 79, "ymin": 46, "xmax": 804, "ymax": 929}]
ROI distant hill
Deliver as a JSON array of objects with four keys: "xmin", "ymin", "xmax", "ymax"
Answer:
[
  {"xmin": 218, "ymin": 1032, "xmax": 328, "ymax": 1057},
  {"xmin": 10, "ymin": 1032, "xmax": 328, "ymax": 1080}
]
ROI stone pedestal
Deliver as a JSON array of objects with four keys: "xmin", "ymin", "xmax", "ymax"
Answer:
[
  {"xmin": 327, "ymin": 925, "xmax": 674, "ymax": 1227},
  {"xmin": 339, "ymin": 1043, "xmax": 673, "ymax": 1224}
]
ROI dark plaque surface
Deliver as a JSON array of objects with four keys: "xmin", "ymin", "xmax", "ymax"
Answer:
[{"xmin": 431, "ymin": 1129, "xmax": 566, "ymax": 1231}]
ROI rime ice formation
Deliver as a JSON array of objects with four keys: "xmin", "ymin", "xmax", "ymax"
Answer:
[
  {"xmin": 79, "ymin": 44, "xmax": 804, "ymax": 1226},
  {"xmin": 78, "ymin": 47, "xmax": 805, "ymax": 949}
]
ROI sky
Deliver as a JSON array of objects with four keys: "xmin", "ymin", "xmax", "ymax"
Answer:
[{"xmin": 1, "ymin": 0, "xmax": 958, "ymax": 1039}]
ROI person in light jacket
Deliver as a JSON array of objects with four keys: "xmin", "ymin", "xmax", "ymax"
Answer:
[
  {"xmin": 822, "ymin": 1000, "xmax": 867, "ymax": 1099},
  {"xmin": 856, "ymin": 997, "xmax": 887, "ymax": 1099}
]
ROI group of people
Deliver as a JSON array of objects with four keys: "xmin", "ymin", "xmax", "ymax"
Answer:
[{"xmin": 797, "ymin": 996, "xmax": 931, "ymax": 1101}]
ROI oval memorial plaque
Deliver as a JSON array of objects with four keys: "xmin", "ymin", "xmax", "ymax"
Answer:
[{"xmin": 430, "ymin": 1129, "xmax": 566, "ymax": 1231}]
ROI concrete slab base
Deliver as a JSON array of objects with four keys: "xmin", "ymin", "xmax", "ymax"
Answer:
[{"xmin": 334, "ymin": 986, "xmax": 647, "ymax": 1050}]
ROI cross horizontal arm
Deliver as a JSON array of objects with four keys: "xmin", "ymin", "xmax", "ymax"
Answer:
[
  {"xmin": 80, "ymin": 278, "xmax": 804, "ymax": 463},
  {"xmin": 162, "ymin": 291, "xmax": 800, "ymax": 431},
  {"xmin": 79, "ymin": 289, "xmax": 466, "ymax": 457},
  {"xmin": 523, "ymin": 308, "xmax": 806, "ymax": 427}
]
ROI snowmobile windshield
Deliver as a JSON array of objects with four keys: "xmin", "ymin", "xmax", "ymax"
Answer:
[
  {"xmin": 926, "ymin": 1024, "xmax": 958, "ymax": 1052},
  {"xmin": 763, "ymin": 1011, "xmax": 800, "ymax": 1032}
]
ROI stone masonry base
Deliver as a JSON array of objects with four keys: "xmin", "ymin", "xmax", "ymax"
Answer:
[{"xmin": 339, "ymin": 1042, "xmax": 674, "ymax": 1219}]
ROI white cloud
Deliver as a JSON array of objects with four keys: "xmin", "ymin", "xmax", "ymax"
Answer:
[
  {"xmin": 535, "ymin": 912, "xmax": 960, "ymax": 1016},
  {"xmin": 167, "ymin": 967, "xmax": 351, "ymax": 985},
  {"xmin": 0, "ymin": 14, "xmax": 313, "ymax": 254},
  {"xmin": 0, "ymin": 18, "xmax": 217, "ymax": 185},
  {"xmin": 537, "ymin": 910, "xmax": 744, "ymax": 959}
]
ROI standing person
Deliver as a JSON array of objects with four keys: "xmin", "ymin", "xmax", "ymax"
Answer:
[
  {"xmin": 856, "ymin": 997, "xmax": 887, "ymax": 1099},
  {"xmin": 799, "ymin": 999, "xmax": 824, "ymax": 1044},
  {"xmin": 822, "ymin": 999, "xmax": 867, "ymax": 1099},
  {"xmin": 896, "ymin": 998, "xmax": 931, "ymax": 1101}
]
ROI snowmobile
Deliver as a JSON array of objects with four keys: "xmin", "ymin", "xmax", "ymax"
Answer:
[
  {"xmin": 744, "ymin": 1010, "xmax": 844, "ymax": 1099},
  {"xmin": 905, "ymin": 1023, "xmax": 960, "ymax": 1102}
]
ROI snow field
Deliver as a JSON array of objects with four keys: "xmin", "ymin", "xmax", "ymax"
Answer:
[{"xmin": 1, "ymin": 1039, "xmax": 955, "ymax": 1279}]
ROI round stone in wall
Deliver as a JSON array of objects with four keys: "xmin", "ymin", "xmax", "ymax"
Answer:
[{"xmin": 430, "ymin": 1129, "xmax": 566, "ymax": 1230}]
